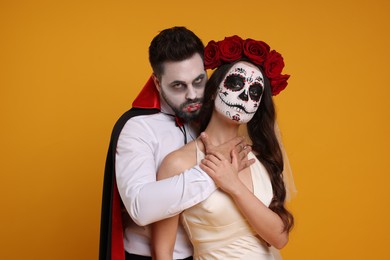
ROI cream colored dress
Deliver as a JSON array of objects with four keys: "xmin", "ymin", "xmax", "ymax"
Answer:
[{"xmin": 180, "ymin": 143, "xmax": 275, "ymax": 259}]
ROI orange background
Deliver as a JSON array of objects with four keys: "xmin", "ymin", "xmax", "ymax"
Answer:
[{"xmin": 1, "ymin": 0, "xmax": 389, "ymax": 259}]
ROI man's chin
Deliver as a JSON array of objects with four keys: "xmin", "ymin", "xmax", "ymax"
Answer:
[{"xmin": 179, "ymin": 111, "xmax": 200, "ymax": 121}]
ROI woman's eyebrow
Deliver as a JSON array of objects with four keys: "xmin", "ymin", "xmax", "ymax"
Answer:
[
  {"xmin": 255, "ymin": 76, "xmax": 264, "ymax": 83},
  {"xmin": 234, "ymin": 67, "xmax": 247, "ymax": 75}
]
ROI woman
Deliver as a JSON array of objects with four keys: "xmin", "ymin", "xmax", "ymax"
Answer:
[{"xmin": 152, "ymin": 36, "xmax": 294, "ymax": 259}]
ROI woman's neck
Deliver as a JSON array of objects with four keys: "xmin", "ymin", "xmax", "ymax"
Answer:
[{"xmin": 203, "ymin": 110, "xmax": 240, "ymax": 146}]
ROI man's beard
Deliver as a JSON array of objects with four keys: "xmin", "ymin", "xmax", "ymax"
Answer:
[{"xmin": 161, "ymin": 91, "xmax": 203, "ymax": 121}]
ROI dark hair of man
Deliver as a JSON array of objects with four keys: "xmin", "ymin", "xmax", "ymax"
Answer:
[
  {"xmin": 198, "ymin": 59, "xmax": 294, "ymax": 232},
  {"xmin": 148, "ymin": 26, "xmax": 204, "ymax": 79}
]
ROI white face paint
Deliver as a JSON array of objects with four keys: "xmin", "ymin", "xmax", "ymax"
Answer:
[
  {"xmin": 156, "ymin": 53, "xmax": 207, "ymax": 121},
  {"xmin": 215, "ymin": 62, "xmax": 264, "ymax": 124}
]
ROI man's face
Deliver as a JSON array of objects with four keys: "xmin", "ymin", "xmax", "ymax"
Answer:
[
  {"xmin": 155, "ymin": 53, "xmax": 206, "ymax": 121},
  {"xmin": 215, "ymin": 62, "xmax": 264, "ymax": 124}
]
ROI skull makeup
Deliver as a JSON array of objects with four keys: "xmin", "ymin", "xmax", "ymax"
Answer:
[{"xmin": 215, "ymin": 61, "xmax": 264, "ymax": 123}]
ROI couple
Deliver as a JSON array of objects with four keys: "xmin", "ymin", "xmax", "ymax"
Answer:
[{"xmin": 100, "ymin": 27, "xmax": 294, "ymax": 260}]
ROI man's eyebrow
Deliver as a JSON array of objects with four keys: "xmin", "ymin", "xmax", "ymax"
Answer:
[
  {"xmin": 168, "ymin": 73, "xmax": 206, "ymax": 86},
  {"xmin": 169, "ymin": 80, "xmax": 186, "ymax": 86},
  {"xmin": 193, "ymin": 73, "xmax": 206, "ymax": 81}
]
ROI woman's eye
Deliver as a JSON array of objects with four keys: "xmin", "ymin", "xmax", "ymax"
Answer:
[
  {"xmin": 224, "ymin": 74, "xmax": 245, "ymax": 91},
  {"xmin": 249, "ymin": 83, "xmax": 263, "ymax": 101}
]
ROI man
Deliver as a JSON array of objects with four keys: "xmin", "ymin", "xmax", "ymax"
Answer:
[{"xmin": 100, "ymin": 27, "xmax": 250, "ymax": 260}]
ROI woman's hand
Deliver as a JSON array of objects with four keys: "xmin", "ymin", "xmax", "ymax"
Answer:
[
  {"xmin": 200, "ymin": 132, "xmax": 255, "ymax": 172},
  {"xmin": 199, "ymin": 149, "xmax": 246, "ymax": 196},
  {"xmin": 200, "ymin": 146, "xmax": 289, "ymax": 249}
]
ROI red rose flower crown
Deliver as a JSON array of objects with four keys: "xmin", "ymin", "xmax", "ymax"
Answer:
[{"xmin": 204, "ymin": 35, "xmax": 290, "ymax": 96}]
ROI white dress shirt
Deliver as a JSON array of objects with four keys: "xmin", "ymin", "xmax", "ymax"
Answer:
[{"xmin": 115, "ymin": 99, "xmax": 217, "ymax": 259}]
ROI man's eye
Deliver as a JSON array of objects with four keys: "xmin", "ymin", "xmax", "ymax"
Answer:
[
  {"xmin": 224, "ymin": 74, "xmax": 245, "ymax": 91},
  {"xmin": 249, "ymin": 83, "xmax": 263, "ymax": 101},
  {"xmin": 194, "ymin": 77, "xmax": 202, "ymax": 84},
  {"xmin": 172, "ymin": 83, "xmax": 184, "ymax": 89},
  {"xmin": 193, "ymin": 78, "xmax": 204, "ymax": 88}
]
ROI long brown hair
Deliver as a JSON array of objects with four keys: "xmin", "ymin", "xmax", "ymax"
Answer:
[{"xmin": 198, "ymin": 60, "xmax": 294, "ymax": 232}]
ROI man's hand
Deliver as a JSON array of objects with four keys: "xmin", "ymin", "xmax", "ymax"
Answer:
[
  {"xmin": 199, "ymin": 150, "xmax": 246, "ymax": 195},
  {"xmin": 200, "ymin": 132, "xmax": 255, "ymax": 172}
]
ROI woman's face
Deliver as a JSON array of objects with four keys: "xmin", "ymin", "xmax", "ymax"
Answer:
[{"xmin": 215, "ymin": 61, "xmax": 264, "ymax": 123}]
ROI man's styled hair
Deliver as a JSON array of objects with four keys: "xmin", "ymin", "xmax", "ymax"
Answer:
[{"xmin": 149, "ymin": 26, "xmax": 204, "ymax": 79}]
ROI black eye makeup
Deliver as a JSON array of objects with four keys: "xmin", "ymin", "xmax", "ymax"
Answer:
[
  {"xmin": 224, "ymin": 74, "xmax": 245, "ymax": 91},
  {"xmin": 193, "ymin": 74, "xmax": 206, "ymax": 87},
  {"xmin": 170, "ymin": 81, "xmax": 186, "ymax": 90},
  {"xmin": 249, "ymin": 83, "xmax": 263, "ymax": 102}
]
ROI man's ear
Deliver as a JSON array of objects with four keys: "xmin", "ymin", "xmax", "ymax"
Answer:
[{"xmin": 152, "ymin": 74, "xmax": 161, "ymax": 93}]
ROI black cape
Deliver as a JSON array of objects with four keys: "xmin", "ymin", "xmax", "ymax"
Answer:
[{"xmin": 99, "ymin": 108, "xmax": 159, "ymax": 260}]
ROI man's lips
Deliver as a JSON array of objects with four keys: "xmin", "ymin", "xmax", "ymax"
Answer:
[{"xmin": 184, "ymin": 103, "xmax": 202, "ymax": 112}]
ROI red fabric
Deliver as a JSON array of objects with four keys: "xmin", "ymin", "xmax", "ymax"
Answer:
[
  {"xmin": 175, "ymin": 116, "xmax": 185, "ymax": 127},
  {"xmin": 109, "ymin": 76, "xmax": 160, "ymax": 260},
  {"xmin": 111, "ymin": 180, "xmax": 125, "ymax": 260},
  {"xmin": 132, "ymin": 76, "xmax": 160, "ymax": 109}
]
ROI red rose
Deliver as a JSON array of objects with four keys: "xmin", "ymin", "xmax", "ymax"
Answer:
[
  {"xmin": 218, "ymin": 35, "xmax": 243, "ymax": 62},
  {"xmin": 204, "ymin": 40, "xmax": 221, "ymax": 69},
  {"xmin": 263, "ymin": 50, "xmax": 285, "ymax": 79},
  {"xmin": 270, "ymin": 74, "xmax": 290, "ymax": 96},
  {"xmin": 243, "ymin": 39, "xmax": 270, "ymax": 65}
]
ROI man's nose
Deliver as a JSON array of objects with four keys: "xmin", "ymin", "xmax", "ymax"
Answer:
[{"xmin": 186, "ymin": 86, "xmax": 197, "ymax": 100}]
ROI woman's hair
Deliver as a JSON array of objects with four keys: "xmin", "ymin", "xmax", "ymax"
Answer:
[{"xmin": 198, "ymin": 60, "xmax": 294, "ymax": 232}]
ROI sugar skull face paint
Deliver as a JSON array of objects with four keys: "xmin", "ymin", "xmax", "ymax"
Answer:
[{"xmin": 215, "ymin": 62, "xmax": 264, "ymax": 124}]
